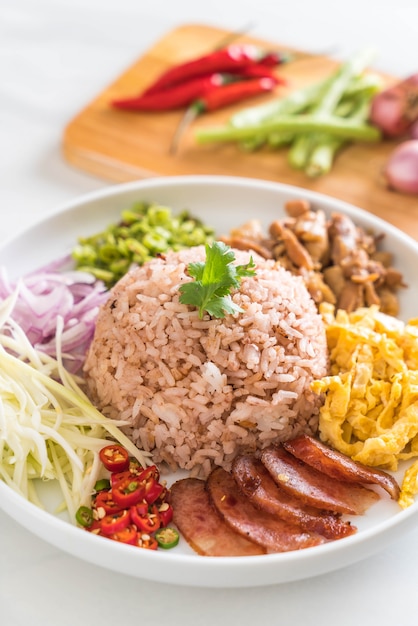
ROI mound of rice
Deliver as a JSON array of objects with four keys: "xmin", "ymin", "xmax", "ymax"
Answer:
[{"xmin": 84, "ymin": 246, "xmax": 329, "ymax": 477}]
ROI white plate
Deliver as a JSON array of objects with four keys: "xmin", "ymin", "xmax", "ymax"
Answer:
[{"xmin": 1, "ymin": 175, "xmax": 417, "ymax": 588}]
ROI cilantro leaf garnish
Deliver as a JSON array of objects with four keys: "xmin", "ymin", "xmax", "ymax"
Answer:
[{"xmin": 179, "ymin": 241, "xmax": 256, "ymax": 319}]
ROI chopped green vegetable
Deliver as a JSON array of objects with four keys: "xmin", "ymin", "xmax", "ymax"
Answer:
[
  {"xmin": 72, "ymin": 202, "xmax": 215, "ymax": 287},
  {"xmin": 179, "ymin": 241, "xmax": 256, "ymax": 319}
]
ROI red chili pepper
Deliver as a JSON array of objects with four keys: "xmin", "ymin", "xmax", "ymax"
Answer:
[
  {"xmin": 99, "ymin": 444, "xmax": 130, "ymax": 473},
  {"xmin": 93, "ymin": 489, "xmax": 123, "ymax": 515},
  {"xmin": 198, "ymin": 76, "xmax": 277, "ymax": 111},
  {"xmin": 78, "ymin": 443, "xmax": 177, "ymax": 553},
  {"xmin": 110, "ymin": 525, "xmax": 139, "ymax": 545},
  {"xmin": 170, "ymin": 77, "xmax": 278, "ymax": 154},
  {"xmin": 230, "ymin": 64, "xmax": 286, "ymax": 83},
  {"xmin": 137, "ymin": 533, "xmax": 158, "ymax": 550},
  {"xmin": 99, "ymin": 509, "xmax": 131, "ymax": 535},
  {"xmin": 112, "ymin": 73, "xmax": 228, "ymax": 111},
  {"xmin": 137, "ymin": 465, "xmax": 160, "ymax": 484},
  {"xmin": 131, "ymin": 503, "xmax": 161, "ymax": 533},
  {"xmin": 158, "ymin": 503, "xmax": 174, "ymax": 527},
  {"xmin": 142, "ymin": 44, "xmax": 287, "ymax": 95},
  {"xmin": 87, "ymin": 520, "xmax": 104, "ymax": 535},
  {"xmin": 112, "ymin": 477, "xmax": 145, "ymax": 508},
  {"xmin": 144, "ymin": 477, "xmax": 165, "ymax": 504},
  {"xmin": 111, "ymin": 469, "xmax": 140, "ymax": 489}
]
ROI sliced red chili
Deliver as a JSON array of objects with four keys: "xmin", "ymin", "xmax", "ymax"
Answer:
[
  {"xmin": 158, "ymin": 503, "xmax": 174, "ymax": 527},
  {"xmin": 112, "ymin": 477, "xmax": 145, "ymax": 508},
  {"xmin": 100, "ymin": 509, "xmax": 131, "ymax": 535},
  {"xmin": 137, "ymin": 465, "xmax": 160, "ymax": 483},
  {"xmin": 130, "ymin": 503, "xmax": 161, "ymax": 533},
  {"xmin": 111, "ymin": 470, "xmax": 136, "ymax": 489},
  {"xmin": 137, "ymin": 533, "xmax": 158, "ymax": 551},
  {"xmin": 144, "ymin": 477, "xmax": 165, "ymax": 504},
  {"xmin": 99, "ymin": 444, "xmax": 130, "ymax": 473},
  {"xmin": 84, "ymin": 520, "xmax": 105, "ymax": 537},
  {"xmin": 93, "ymin": 490, "xmax": 123, "ymax": 515},
  {"xmin": 110, "ymin": 525, "xmax": 138, "ymax": 545},
  {"xmin": 111, "ymin": 463, "xmax": 149, "ymax": 488}
]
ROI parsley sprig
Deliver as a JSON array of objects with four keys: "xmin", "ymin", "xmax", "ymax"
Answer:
[{"xmin": 179, "ymin": 241, "xmax": 256, "ymax": 319}]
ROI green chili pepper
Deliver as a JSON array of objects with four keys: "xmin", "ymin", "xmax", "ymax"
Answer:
[
  {"xmin": 75, "ymin": 505, "xmax": 94, "ymax": 528},
  {"xmin": 94, "ymin": 478, "xmax": 111, "ymax": 492},
  {"xmin": 155, "ymin": 527, "xmax": 180, "ymax": 549}
]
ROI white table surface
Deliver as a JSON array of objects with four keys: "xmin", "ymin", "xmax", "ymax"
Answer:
[{"xmin": 1, "ymin": 1, "xmax": 418, "ymax": 624}]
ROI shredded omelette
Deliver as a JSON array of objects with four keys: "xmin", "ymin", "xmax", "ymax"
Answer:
[{"xmin": 312, "ymin": 303, "xmax": 418, "ymax": 508}]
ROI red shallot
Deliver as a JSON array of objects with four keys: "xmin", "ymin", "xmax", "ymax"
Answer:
[
  {"xmin": 384, "ymin": 139, "xmax": 418, "ymax": 195},
  {"xmin": 370, "ymin": 73, "xmax": 418, "ymax": 137},
  {"xmin": 411, "ymin": 120, "xmax": 418, "ymax": 140}
]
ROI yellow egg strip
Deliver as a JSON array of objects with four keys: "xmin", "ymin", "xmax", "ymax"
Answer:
[{"xmin": 312, "ymin": 303, "xmax": 418, "ymax": 508}]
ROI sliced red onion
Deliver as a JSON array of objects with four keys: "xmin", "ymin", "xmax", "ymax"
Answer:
[{"xmin": 0, "ymin": 257, "xmax": 109, "ymax": 373}]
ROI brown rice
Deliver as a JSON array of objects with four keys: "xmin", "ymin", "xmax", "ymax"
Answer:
[{"xmin": 84, "ymin": 246, "xmax": 329, "ymax": 477}]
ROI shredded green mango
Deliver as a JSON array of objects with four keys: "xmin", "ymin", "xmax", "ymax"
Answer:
[{"xmin": 0, "ymin": 293, "xmax": 151, "ymax": 521}]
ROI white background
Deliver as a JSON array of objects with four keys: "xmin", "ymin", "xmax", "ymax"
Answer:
[{"xmin": 1, "ymin": 1, "xmax": 418, "ymax": 625}]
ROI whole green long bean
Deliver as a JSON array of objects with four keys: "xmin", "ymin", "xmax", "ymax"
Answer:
[
  {"xmin": 288, "ymin": 47, "xmax": 377, "ymax": 168},
  {"xmin": 305, "ymin": 96, "xmax": 373, "ymax": 177},
  {"xmin": 230, "ymin": 77, "xmax": 331, "ymax": 128},
  {"xmin": 195, "ymin": 114, "xmax": 381, "ymax": 144}
]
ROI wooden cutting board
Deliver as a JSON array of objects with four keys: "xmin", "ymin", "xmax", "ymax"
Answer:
[{"xmin": 62, "ymin": 23, "xmax": 418, "ymax": 237}]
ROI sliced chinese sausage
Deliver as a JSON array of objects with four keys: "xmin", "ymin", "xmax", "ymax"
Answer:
[
  {"xmin": 261, "ymin": 445, "xmax": 379, "ymax": 515},
  {"xmin": 170, "ymin": 478, "xmax": 264, "ymax": 557},
  {"xmin": 232, "ymin": 455, "xmax": 356, "ymax": 540},
  {"xmin": 282, "ymin": 435, "xmax": 401, "ymax": 501},
  {"xmin": 206, "ymin": 467, "xmax": 325, "ymax": 553}
]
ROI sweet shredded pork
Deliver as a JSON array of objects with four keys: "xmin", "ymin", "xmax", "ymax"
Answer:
[{"xmin": 221, "ymin": 199, "xmax": 405, "ymax": 316}]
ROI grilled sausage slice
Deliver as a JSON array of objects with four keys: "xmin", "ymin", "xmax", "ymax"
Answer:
[
  {"xmin": 232, "ymin": 455, "xmax": 356, "ymax": 540},
  {"xmin": 283, "ymin": 435, "xmax": 400, "ymax": 500},
  {"xmin": 261, "ymin": 445, "xmax": 379, "ymax": 515},
  {"xmin": 170, "ymin": 478, "xmax": 265, "ymax": 556},
  {"xmin": 207, "ymin": 467, "xmax": 325, "ymax": 553}
]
